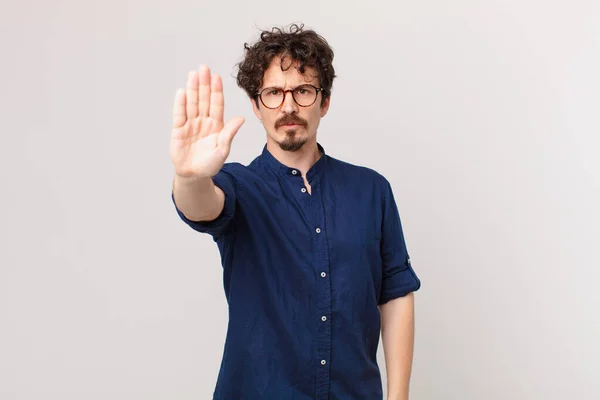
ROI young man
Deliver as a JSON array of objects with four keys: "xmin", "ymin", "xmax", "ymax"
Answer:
[{"xmin": 170, "ymin": 24, "xmax": 421, "ymax": 400}]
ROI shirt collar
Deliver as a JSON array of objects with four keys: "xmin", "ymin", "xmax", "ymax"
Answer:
[{"xmin": 260, "ymin": 142, "xmax": 328, "ymax": 181}]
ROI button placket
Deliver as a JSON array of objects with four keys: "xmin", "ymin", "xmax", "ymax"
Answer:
[{"xmin": 309, "ymin": 177, "xmax": 331, "ymax": 400}]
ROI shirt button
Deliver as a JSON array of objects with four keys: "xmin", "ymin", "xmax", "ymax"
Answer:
[
  {"xmin": 321, "ymin": 316, "xmax": 327, "ymax": 322},
  {"xmin": 292, "ymin": 170, "xmax": 298, "ymax": 175},
  {"xmin": 321, "ymin": 272, "xmax": 326, "ymax": 278},
  {"xmin": 321, "ymin": 360, "xmax": 327, "ymax": 365},
  {"xmin": 316, "ymin": 228, "xmax": 321, "ymax": 233},
  {"xmin": 301, "ymin": 188, "xmax": 307, "ymax": 193}
]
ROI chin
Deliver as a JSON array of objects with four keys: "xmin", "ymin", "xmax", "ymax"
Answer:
[
  {"xmin": 279, "ymin": 137, "xmax": 307, "ymax": 152},
  {"xmin": 280, "ymin": 143, "xmax": 306, "ymax": 152},
  {"xmin": 277, "ymin": 130, "xmax": 308, "ymax": 152}
]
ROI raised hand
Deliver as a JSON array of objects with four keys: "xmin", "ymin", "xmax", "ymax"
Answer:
[{"xmin": 170, "ymin": 65, "xmax": 245, "ymax": 179}]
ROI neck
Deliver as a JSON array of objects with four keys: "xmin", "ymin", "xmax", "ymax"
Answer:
[{"xmin": 266, "ymin": 137, "xmax": 322, "ymax": 177}]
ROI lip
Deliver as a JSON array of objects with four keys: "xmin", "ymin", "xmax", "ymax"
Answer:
[{"xmin": 280, "ymin": 123, "xmax": 301, "ymax": 128}]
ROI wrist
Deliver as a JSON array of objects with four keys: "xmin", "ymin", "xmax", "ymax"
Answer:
[{"xmin": 174, "ymin": 173, "xmax": 213, "ymax": 186}]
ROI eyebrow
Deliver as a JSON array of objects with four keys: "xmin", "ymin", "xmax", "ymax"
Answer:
[{"xmin": 260, "ymin": 83, "xmax": 315, "ymax": 91}]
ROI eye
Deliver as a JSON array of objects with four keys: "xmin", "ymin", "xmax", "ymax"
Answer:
[
  {"xmin": 295, "ymin": 85, "xmax": 315, "ymax": 95},
  {"xmin": 263, "ymin": 88, "xmax": 281, "ymax": 96}
]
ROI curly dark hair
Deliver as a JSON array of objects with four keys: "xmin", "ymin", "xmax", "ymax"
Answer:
[{"xmin": 236, "ymin": 23, "xmax": 336, "ymax": 108}]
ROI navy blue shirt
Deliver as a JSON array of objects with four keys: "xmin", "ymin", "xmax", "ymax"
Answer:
[{"xmin": 172, "ymin": 143, "xmax": 421, "ymax": 400}]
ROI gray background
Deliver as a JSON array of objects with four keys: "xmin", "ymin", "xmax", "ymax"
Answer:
[{"xmin": 1, "ymin": 0, "xmax": 599, "ymax": 399}]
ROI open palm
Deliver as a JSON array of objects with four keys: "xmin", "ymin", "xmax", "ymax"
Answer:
[{"xmin": 170, "ymin": 65, "xmax": 245, "ymax": 179}]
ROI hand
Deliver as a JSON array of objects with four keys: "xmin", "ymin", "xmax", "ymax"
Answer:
[{"xmin": 170, "ymin": 65, "xmax": 245, "ymax": 179}]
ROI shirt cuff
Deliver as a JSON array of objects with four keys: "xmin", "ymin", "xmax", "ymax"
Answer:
[
  {"xmin": 171, "ymin": 171, "xmax": 237, "ymax": 238},
  {"xmin": 378, "ymin": 259, "xmax": 421, "ymax": 305}
]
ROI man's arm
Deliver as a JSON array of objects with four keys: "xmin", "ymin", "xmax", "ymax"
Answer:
[
  {"xmin": 379, "ymin": 292, "xmax": 415, "ymax": 400},
  {"xmin": 170, "ymin": 65, "xmax": 244, "ymax": 223},
  {"xmin": 172, "ymin": 175, "xmax": 225, "ymax": 222}
]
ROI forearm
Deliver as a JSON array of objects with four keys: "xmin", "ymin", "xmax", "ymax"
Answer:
[
  {"xmin": 172, "ymin": 174, "xmax": 225, "ymax": 222},
  {"xmin": 379, "ymin": 292, "xmax": 415, "ymax": 400}
]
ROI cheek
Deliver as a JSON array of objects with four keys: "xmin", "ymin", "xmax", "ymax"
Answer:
[
  {"xmin": 261, "ymin": 113, "xmax": 275, "ymax": 126},
  {"xmin": 308, "ymin": 109, "xmax": 322, "ymax": 126}
]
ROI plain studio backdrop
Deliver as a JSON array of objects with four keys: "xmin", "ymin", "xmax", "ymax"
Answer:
[{"xmin": 1, "ymin": 0, "xmax": 599, "ymax": 399}]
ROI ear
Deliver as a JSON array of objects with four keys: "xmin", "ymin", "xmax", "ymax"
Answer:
[
  {"xmin": 320, "ymin": 95, "xmax": 331, "ymax": 117},
  {"xmin": 251, "ymin": 98, "xmax": 262, "ymax": 120}
]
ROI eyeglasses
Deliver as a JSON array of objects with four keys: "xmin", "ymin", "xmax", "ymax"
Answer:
[{"xmin": 257, "ymin": 84, "xmax": 324, "ymax": 109}]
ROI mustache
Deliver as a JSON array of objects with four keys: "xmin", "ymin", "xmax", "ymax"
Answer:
[{"xmin": 275, "ymin": 115, "xmax": 307, "ymax": 129}]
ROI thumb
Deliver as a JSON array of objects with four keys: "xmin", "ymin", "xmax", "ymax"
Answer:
[{"xmin": 218, "ymin": 116, "xmax": 245, "ymax": 155}]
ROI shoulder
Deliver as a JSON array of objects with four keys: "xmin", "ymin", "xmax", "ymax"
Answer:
[
  {"xmin": 218, "ymin": 161, "xmax": 257, "ymax": 180},
  {"xmin": 221, "ymin": 150, "xmax": 266, "ymax": 175},
  {"xmin": 220, "ymin": 161, "xmax": 247, "ymax": 174},
  {"xmin": 218, "ymin": 159, "xmax": 266, "ymax": 191},
  {"xmin": 326, "ymin": 155, "xmax": 391, "ymax": 190}
]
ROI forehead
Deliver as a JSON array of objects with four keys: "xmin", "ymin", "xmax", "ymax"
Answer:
[{"xmin": 261, "ymin": 56, "xmax": 319, "ymax": 88}]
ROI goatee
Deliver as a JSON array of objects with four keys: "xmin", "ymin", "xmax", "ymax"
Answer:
[{"xmin": 278, "ymin": 130, "xmax": 307, "ymax": 152}]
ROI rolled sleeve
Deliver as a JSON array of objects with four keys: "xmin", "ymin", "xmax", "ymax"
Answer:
[
  {"xmin": 171, "ymin": 164, "xmax": 238, "ymax": 239},
  {"xmin": 378, "ymin": 179, "xmax": 421, "ymax": 305}
]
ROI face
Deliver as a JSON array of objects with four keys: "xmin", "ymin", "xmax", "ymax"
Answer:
[{"xmin": 251, "ymin": 56, "xmax": 330, "ymax": 152}]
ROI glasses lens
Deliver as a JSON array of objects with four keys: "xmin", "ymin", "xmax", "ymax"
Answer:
[
  {"xmin": 293, "ymin": 85, "xmax": 317, "ymax": 106},
  {"xmin": 261, "ymin": 88, "xmax": 284, "ymax": 108},
  {"xmin": 260, "ymin": 86, "xmax": 319, "ymax": 108}
]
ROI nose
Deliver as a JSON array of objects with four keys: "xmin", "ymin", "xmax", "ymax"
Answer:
[{"xmin": 281, "ymin": 90, "xmax": 299, "ymax": 114}]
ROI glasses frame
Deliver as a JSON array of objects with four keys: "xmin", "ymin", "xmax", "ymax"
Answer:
[{"xmin": 257, "ymin": 84, "xmax": 324, "ymax": 109}]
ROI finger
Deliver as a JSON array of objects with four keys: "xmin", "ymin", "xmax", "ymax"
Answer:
[
  {"xmin": 209, "ymin": 74, "xmax": 224, "ymax": 122},
  {"xmin": 185, "ymin": 70, "xmax": 199, "ymax": 119},
  {"xmin": 172, "ymin": 89, "xmax": 187, "ymax": 128},
  {"xmin": 218, "ymin": 116, "xmax": 245, "ymax": 155},
  {"xmin": 198, "ymin": 65, "xmax": 211, "ymax": 117}
]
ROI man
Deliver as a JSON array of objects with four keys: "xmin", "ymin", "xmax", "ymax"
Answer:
[{"xmin": 170, "ymin": 24, "xmax": 421, "ymax": 400}]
